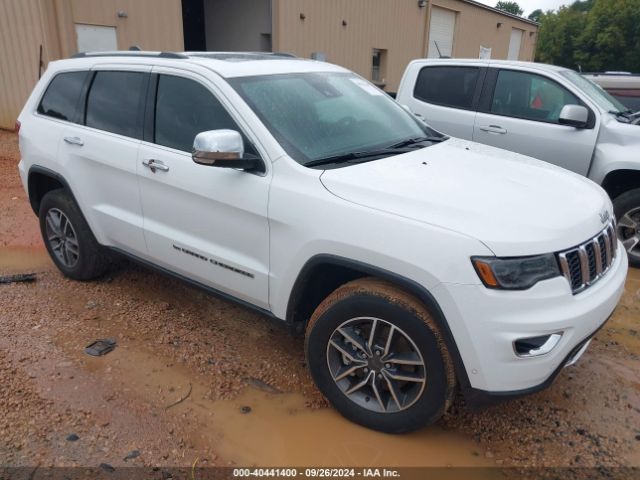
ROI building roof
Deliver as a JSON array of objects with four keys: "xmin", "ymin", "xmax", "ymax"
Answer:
[{"xmin": 461, "ymin": 0, "xmax": 540, "ymax": 27}]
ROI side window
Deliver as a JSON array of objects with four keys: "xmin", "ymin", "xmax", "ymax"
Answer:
[
  {"xmin": 491, "ymin": 70, "xmax": 581, "ymax": 123},
  {"xmin": 154, "ymin": 75, "xmax": 247, "ymax": 153},
  {"xmin": 37, "ymin": 71, "xmax": 89, "ymax": 122},
  {"xmin": 413, "ymin": 66, "xmax": 480, "ymax": 110},
  {"xmin": 85, "ymin": 71, "xmax": 146, "ymax": 138}
]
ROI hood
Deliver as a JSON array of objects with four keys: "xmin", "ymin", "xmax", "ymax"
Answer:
[
  {"xmin": 320, "ymin": 138, "xmax": 612, "ymax": 257},
  {"xmin": 599, "ymin": 113, "xmax": 640, "ymax": 145}
]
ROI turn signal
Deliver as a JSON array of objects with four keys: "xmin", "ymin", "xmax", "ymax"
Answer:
[{"xmin": 472, "ymin": 259, "xmax": 499, "ymax": 287}]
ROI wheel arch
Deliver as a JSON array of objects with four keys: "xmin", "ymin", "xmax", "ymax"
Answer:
[
  {"xmin": 601, "ymin": 169, "xmax": 640, "ymax": 201},
  {"xmin": 27, "ymin": 165, "xmax": 78, "ymax": 215},
  {"xmin": 285, "ymin": 254, "xmax": 472, "ymax": 391}
]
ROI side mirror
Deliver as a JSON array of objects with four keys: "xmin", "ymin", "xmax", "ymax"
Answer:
[
  {"xmin": 192, "ymin": 130, "xmax": 263, "ymax": 171},
  {"xmin": 558, "ymin": 105, "xmax": 589, "ymax": 128}
]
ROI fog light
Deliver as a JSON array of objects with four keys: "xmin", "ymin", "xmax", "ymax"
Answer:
[{"xmin": 514, "ymin": 333, "xmax": 563, "ymax": 357}]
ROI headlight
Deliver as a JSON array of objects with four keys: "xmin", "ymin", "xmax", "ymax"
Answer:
[{"xmin": 471, "ymin": 254, "xmax": 561, "ymax": 290}]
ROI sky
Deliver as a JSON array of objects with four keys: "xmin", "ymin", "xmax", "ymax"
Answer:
[{"xmin": 475, "ymin": 0, "xmax": 573, "ymax": 16}]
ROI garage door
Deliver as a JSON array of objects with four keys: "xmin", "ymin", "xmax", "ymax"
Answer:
[
  {"xmin": 75, "ymin": 24, "xmax": 118, "ymax": 53},
  {"xmin": 508, "ymin": 28, "xmax": 523, "ymax": 60},
  {"xmin": 427, "ymin": 7, "xmax": 456, "ymax": 58}
]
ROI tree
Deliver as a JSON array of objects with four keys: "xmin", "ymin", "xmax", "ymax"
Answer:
[
  {"xmin": 495, "ymin": 1, "xmax": 524, "ymax": 16},
  {"xmin": 528, "ymin": 8, "xmax": 543, "ymax": 22},
  {"xmin": 535, "ymin": 0, "xmax": 640, "ymax": 73}
]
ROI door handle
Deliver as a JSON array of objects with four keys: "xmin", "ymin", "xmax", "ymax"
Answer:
[
  {"xmin": 479, "ymin": 125, "xmax": 507, "ymax": 135},
  {"xmin": 142, "ymin": 159, "xmax": 170, "ymax": 173},
  {"xmin": 63, "ymin": 136, "xmax": 84, "ymax": 146}
]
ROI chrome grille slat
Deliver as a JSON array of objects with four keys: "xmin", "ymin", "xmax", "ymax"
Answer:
[
  {"xmin": 603, "ymin": 229, "xmax": 612, "ymax": 265},
  {"xmin": 557, "ymin": 221, "xmax": 617, "ymax": 295},
  {"xmin": 592, "ymin": 237, "xmax": 603, "ymax": 275}
]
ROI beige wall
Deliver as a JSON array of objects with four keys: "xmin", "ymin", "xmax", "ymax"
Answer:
[
  {"xmin": 273, "ymin": 0, "xmax": 429, "ymax": 92},
  {"xmin": 428, "ymin": 0, "xmax": 537, "ymax": 62},
  {"xmin": 0, "ymin": 0, "xmax": 184, "ymax": 130},
  {"xmin": 273, "ymin": 0, "xmax": 538, "ymax": 92},
  {"xmin": 0, "ymin": 0, "xmax": 49, "ymax": 130}
]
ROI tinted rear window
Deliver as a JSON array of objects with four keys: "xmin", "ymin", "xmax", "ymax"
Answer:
[
  {"xmin": 413, "ymin": 66, "xmax": 480, "ymax": 110},
  {"xmin": 86, "ymin": 71, "xmax": 145, "ymax": 138},
  {"xmin": 38, "ymin": 71, "xmax": 89, "ymax": 122}
]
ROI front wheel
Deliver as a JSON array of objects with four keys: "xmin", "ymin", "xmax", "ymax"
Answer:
[
  {"xmin": 305, "ymin": 278, "xmax": 455, "ymax": 433},
  {"xmin": 613, "ymin": 188, "xmax": 640, "ymax": 268}
]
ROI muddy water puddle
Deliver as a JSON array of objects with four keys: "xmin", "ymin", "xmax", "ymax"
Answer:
[
  {"xmin": 63, "ymin": 340, "xmax": 490, "ymax": 467},
  {"xmin": 0, "ymin": 246, "xmax": 51, "ymax": 274}
]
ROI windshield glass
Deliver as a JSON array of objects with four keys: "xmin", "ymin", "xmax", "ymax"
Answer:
[
  {"xmin": 231, "ymin": 72, "xmax": 440, "ymax": 165},
  {"xmin": 561, "ymin": 70, "xmax": 628, "ymax": 113}
]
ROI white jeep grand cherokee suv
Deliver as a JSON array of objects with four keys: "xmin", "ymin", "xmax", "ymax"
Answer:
[{"xmin": 17, "ymin": 51, "xmax": 627, "ymax": 433}]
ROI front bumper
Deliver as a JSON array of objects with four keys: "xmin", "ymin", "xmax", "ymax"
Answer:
[{"xmin": 432, "ymin": 245, "xmax": 627, "ymax": 398}]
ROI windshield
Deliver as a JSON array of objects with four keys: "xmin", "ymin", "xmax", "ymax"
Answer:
[
  {"xmin": 231, "ymin": 72, "xmax": 441, "ymax": 165},
  {"xmin": 561, "ymin": 70, "xmax": 628, "ymax": 113}
]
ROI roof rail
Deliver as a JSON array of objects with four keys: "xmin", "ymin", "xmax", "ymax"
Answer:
[{"xmin": 70, "ymin": 51, "xmax": 188, "ymax": 59}]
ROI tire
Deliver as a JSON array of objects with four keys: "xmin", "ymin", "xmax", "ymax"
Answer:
[
  {"xmin": 613, "ymin": 188, "xmax": 640, "ymax": 268},
  {"xmin": 39, "ymin": 189, "xmax": 111, "ymax": 280},
  {"xmin": 305, "ymin": 277, "xmax": 455, "ymax": 433}
]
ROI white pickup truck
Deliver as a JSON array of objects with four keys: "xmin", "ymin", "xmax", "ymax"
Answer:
[
  {"xmin": 18, "ymin": 52, "xmax": 627, "ymax": 433},
  {"xmin": 397, "ymin": 59, "xmax": 640, "ymax": 266}
]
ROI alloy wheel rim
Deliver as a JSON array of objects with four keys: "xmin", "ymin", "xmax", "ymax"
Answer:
[
  {"xmin": 326, "ymin": 317, "xmax": 426, "ymax": 413},
  {"xmin": 45, "ymin": 208, "xmax": 80, "ymax": 268},
  {"xmin": 617, "ymin": 207, "xmax": 640, "ymax": 261}
]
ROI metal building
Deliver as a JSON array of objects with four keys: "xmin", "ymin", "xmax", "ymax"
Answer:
[{"xmin": 0, "ymin": 0, "xmax": 538, "ymax": 130}]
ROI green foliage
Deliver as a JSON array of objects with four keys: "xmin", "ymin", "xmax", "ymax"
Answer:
[
  {"xmin": 535, "ymin": 0, "xmax": 640, "ymax": 72},
  {"xmin": 528, "ymin": 9, "xmax": 543, "ymax": 22},
  {"xmin": 495, "ymin": 1, "xmax": 524, "ymax": 16}
]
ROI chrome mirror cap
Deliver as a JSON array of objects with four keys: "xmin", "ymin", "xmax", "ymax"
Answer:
[
  {"xmin": 192, "ymin": 129, "xmax": 244, "ymax": 165},
  {"xmin": 559, "ymin": 104, "xmax": 589, "ymax": 128}
]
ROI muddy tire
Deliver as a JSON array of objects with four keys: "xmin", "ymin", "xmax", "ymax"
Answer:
[
  {"xmin": 613, "ymin": 188, "xmax": 640, "ymax": 268},
  {"xmin": 39, "ymin": 189, "xmax": 111, "ymax": 281},
  {"xmin": 305, "ymin": 277, "xmax": 455, "ymax": 433}
]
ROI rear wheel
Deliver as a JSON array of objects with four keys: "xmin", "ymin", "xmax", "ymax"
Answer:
[
  {"xmin": 613, "ymin": 188, "xmax": 640, "ymax": 268},
  {"xmin": 305, "ymin": 277, "xmax": 455, "ymax": 433},
  {"xmin": 39, "ymin": 189, "xmax": 111, "ymax": 280}
]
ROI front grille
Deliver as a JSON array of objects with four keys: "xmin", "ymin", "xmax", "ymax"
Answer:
[{"xmin": 557, "ymin": 222, "xmax": 617, "ymax": 294}]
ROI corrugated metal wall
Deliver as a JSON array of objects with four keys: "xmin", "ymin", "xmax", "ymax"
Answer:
[
  {"xmin": 0, "ymin": 0, "xmax": 51, "ymax": 130},
  {"xmin": 273, "ymin": 0, "xmax": 538, "ymax": 92},
  {"xmin": 273, "ymin": 0, "xmax": 429, "ymax": 92},
  {"xmin": 0, "ymin": 0, "xmax": 184, "ymax": 130}
]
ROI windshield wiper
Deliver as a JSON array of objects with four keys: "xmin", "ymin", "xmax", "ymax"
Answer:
[
  {"xmin": 609, "ymin": 109, "xmax": 637, "ymax": 117},
  {"xmin": 387, "ymin": 135, "xmax": 448, "ymax": 149},
  {"xmin": 305, "ymin": 148, "xmax": 413, "ymax": 168}
]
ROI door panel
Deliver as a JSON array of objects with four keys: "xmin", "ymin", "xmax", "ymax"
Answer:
[
  {"xmin": 138, "ymin": 72, "xmax": 270, "ymax": 308},
  {"xmin": 507, "ymin": 29, "xmax": 523, "ymax": 61},
  {"xmin": 60, "ymin": 125, "xmax": 147, "ymax": 254},
  {"xmin": 56, "ymin": 68, "xmax": 149, "ymax": 255},
  {"xmin": 474, "ymin": 69, "xmax": 598, "ymax": 176}
]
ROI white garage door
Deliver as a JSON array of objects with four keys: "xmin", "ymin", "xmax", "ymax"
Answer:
[
  {"xmin": 75, "ymin": 24, "xmax": 118, "ymax": 53},
  {"xmin": 427, "ymin": 7, "xmax": 456, "ymax": 58},
  {"xmin": 508, "ymin": 28, "xmax": 523, "ymax": 60}
]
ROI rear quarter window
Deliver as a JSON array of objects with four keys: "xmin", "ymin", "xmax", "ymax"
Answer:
[
  {"xmin": 37, "ymin": 71, "xmax": 90, "ymax": 122},
  {"xmin": 413, "ymin": 66, "xmax": 480, "ymax": 110}
]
